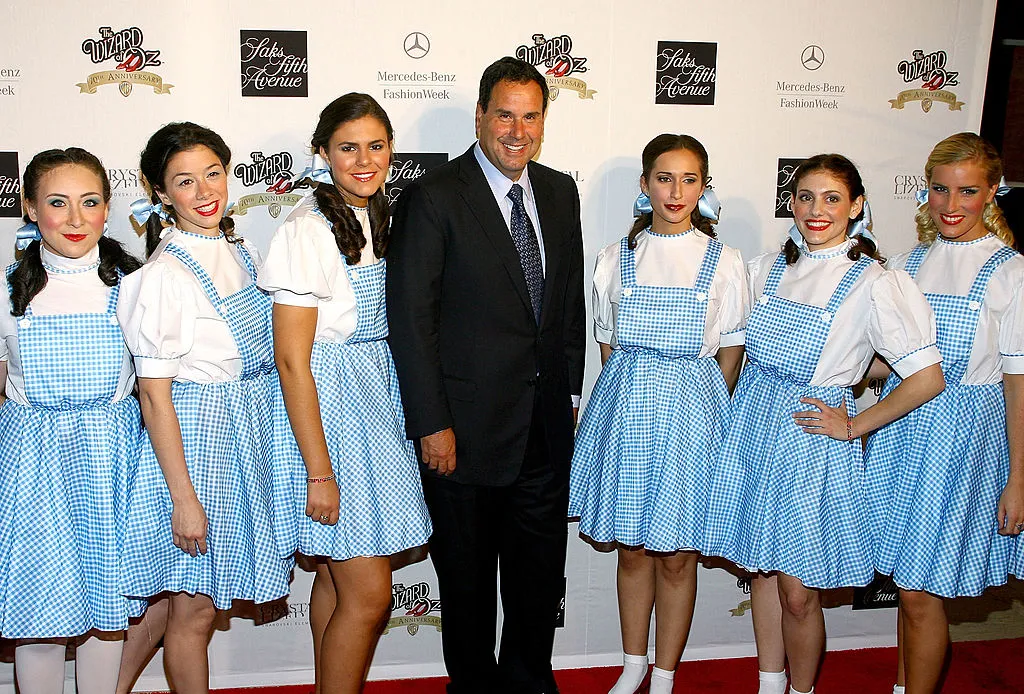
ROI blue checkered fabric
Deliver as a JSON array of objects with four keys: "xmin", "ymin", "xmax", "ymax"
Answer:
[
  {"xmin": 283, "ymin": 257, "xmax": 432, "ymax": 559},
  {"xmin": 0, "ymin": 268, "xmax": 143, "ymax": 638},
  {"xmin": 866, "ymin": 244, "xmax": 1015, "ymax": 597},
  {"xmin": 570, "ymin": 237, "xmax": 730, "ymax": 550},
  {"xmin": 119, "ymin": 244, "xmax": 295, "ymax": 610},
  {"xmin": 507, "ymin": 183, "xmax": 545, "ymax": 322},
  {"xmin": 703, "ymin": 254, "xmax": 877, "ymax": 589},
  {"xmin": 1015, "ymin": 523, "xmax": 1024, "ymax": 580}
]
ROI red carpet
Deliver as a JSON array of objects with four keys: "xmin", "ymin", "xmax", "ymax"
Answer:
[{"xmin": 213, "ymin": 637, "xmax": 1024, "ymax": 693}]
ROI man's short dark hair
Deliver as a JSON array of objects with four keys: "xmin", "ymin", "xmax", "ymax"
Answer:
[{"xmin": 477, "ymin": 57, "xmax": 550, "ymax": 113}]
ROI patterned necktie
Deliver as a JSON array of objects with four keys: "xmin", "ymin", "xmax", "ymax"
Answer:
[{"xmin": 507, "ymin": 183, "xmax": 545, "ymax": 322}]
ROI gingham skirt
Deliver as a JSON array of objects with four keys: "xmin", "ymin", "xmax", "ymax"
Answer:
[
  {"xmin": 119, "ymin": 372, "xmax": 295, "ymax": 611},
  {"xmin": 288, "ymin": 340, "xmax": 432, "ymax": 560},
  {"xmin": 569, "ymin": 350, "xmax": 730, "ymax": 551},
  {"xmin": 702, "ymin": 362, "xmax": 873, "ymax": 589},
  {"xmin": 0, "ymin": 398, "xmax": 143, "ymax": 638},
  {"xmin": 866, "ymin": 380, "xmax": 1011, "ymax": 597}
]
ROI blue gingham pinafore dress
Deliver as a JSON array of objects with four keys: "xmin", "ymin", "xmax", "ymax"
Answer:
[
  {"xmin": 0, "ymin": 268, "xmax": 141, "ymax": 637},
  {"xmin": 703, "ymin": 253, "xmax": 875, "ymax": 588},
  {"xmin": 287, "ymin": 207, "xmax": 431, "ymax": 559},
  {"xmin": 120, "ymin": 242, "xmax": 294, "ymax": 611},
  {"xmin": 569, "ymin": 235, "xmax": 731, "ymax": 551},
  {"xmin": 866, "ymin": 243, "xmax": 1015, "ymax": 597}
]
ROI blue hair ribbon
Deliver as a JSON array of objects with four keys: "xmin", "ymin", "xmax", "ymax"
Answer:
[
  {"xmin": 848, "ymin": 198, "xmax": 876, "ymax": 244},
  {"xmin": 130, "ymin": 198, "xmax": 171, "ymax": 225},
  {"xmin": 697, "ymin": 187, "xmax": 720, "ymax": 222},
  {"xmin": 15, "ymin": 222, "xmax": 41, "ymax": 251},
  {"xmin": 633, "ymin": 192, "xmax": 652, "ymax": 216}
]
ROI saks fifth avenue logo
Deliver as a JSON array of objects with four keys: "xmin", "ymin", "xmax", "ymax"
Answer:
[
  {"xmin": 853, "ymin": 574, "xmax": 899, "ymax": 610},
  {"xmin": 889, "ymin": 49, "xmax": 963, "ymax": 112},
  {"xmin": 655, "ymin": 41, "xmax": 717, "ymax": 105},
  {"xmin": 516, "ymin": 34, "xmax": 596, "ymax": 101},
  {"xmin": 0, "ymin": 152, "xmax": 22, "ymax": 218},
  {"xmin": 231, "ymin": 151, "xmax": 303, "ymax": 218},
  {"xmin": 240, "ymin": 30, "xmax": 308, "ymax": 97},
  {"xmin": 76, "ymin": 27, "xmax": 172, "ymax": 97},
  {"xmin": 384, "ymin": 582, "xmax": 442, "ymax": 636},
  {"xmin": 386, "ymin": 153, "xmax": 448, "ymax": 208},
  {"xmin": 775, "ymin": 158, "xmax": 804, "ymax": 218}
]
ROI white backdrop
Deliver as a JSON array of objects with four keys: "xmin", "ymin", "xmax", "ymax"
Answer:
[{"xmin": 0, "ymin": 0, "xmax": 997, "ymax": 689}]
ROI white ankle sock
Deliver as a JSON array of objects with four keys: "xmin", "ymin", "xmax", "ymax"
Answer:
[
  {"xmin": 75, "ymin": 637, "xmax": 124, "ymax": 694},
  {"xmin": 15, "ymin": 643, "xmax": 66, "ymax": 694},
  {"xmin": 893, "ymin": 686, "xmax": 906, "ymax": 694},
  {"xmin": 649, "ymin": 665, "xmax": 675, "ymax": 694},
  {"xmin": 758, "ymin": 670, "xmax": 788, "ymax": 694},
  {"xmin": 789, "ymin": 686, "xmax": 814, "ymax": 694},
  {"xmin": 608, "ymin": 653, "xmax": 648, "ymax": 694}
]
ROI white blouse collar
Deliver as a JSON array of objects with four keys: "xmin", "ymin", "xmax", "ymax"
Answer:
[
  {"xmin": 646, "ymin": 226, "xmax": 696, "ymax": 239},
  {"xmin": 801, "ymin": 237, "xmax": 855, "ymax": 260},
  {"xmin": 936, "ymin": 232, "xmax": 994, "ymax": 247},
  {"xmin": 40, "ymin": 243, "xmax": 101, "ymax": 274}
]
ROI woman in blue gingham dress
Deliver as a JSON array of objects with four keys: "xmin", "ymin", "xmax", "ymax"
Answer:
[
  {"xmin": 116, "ymin": 123, "xmax": 295, "ymax": 693},
  {"xmin": 0, "ymin": 148, "xmax": 143, "ymax": 694},
  {"xmin": 259, "ymin": 94, "xmax": 431, "ymax": 693},
  {"xmin": 702, "ymin": 155, "xmax": 944, "ymax": 694},
  {"xmin": 864, "ymin": 133, "xmax": 1024, "ymax": 694},
  {"xmin": 569, "ymin": 135, "xmax": 747, "ymax": 694}
]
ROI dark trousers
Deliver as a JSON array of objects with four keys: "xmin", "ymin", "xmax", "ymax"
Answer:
[{"xmin": 420, "ymin": 408, "xmax": 570, "ymax": 694}]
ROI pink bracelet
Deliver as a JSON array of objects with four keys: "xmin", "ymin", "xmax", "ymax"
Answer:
[
  {"xmin": 846, "ymin": 416, "xmax": 854, "ymax": 442},
  {"xmin": 307, "ymin": 473, "xmax": 336, "ymax": 484}
]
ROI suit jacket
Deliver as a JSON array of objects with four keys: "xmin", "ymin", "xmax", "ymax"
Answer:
[{"xmin": 387, "ymin": 145, "xmax": 586, "ymax": 486}]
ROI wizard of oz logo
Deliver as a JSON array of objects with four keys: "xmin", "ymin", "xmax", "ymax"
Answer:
[
  {"xmin": 889, "ymin": 49, "xmax": 963, "ymax": 113},
  {"xmin": 383, "ymin": 582, "xmax": 442, "ymax": 636},
  {"xmin": 516, "ymin": 34, "xmax": 596, "ymax": 101},
  {"xmin": 231, "ymin": 151, "xmax": 303, "ymax": 218},
  {"xmin": 77, "ymin": 26, "xmax": 172, "ymax": 97}
]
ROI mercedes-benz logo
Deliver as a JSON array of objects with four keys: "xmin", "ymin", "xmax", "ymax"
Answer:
[
  {"xmin": 404, "ymin": 32, "xmax": 430, "ymax": 59},
  {"xmin": 801, "ymin": 45, "xmax": 824, "ymax": 71}
]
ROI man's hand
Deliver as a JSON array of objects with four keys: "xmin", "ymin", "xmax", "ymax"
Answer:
[{"xmin": 421, "ymin": 428, "xmax": 457, "ymax": 475}]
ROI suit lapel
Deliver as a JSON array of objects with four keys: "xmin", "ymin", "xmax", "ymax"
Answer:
[{"xmin": 456, "ymin": 148, "xmax": 533, "ymax": 317}]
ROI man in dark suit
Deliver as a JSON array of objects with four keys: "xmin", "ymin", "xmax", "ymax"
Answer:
[{"xmin": 387, "ymin": 56, "xmax": 586, "ymax": 694}]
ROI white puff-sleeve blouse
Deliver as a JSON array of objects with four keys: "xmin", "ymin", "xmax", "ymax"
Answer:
[
  {"xmin": 117, "ymin": 228, "xmax": 264, "ymax": 383},
  {"xmin": 258, "ymin": 194, "xmax": 376, "ymax": 343},
  {"xmin": 591, "ymin": 228, "xmax": 749, "ymax": 355},
  {"xmin": 747, "ymin": 238, "xmax": 941, "ymax": 387}
]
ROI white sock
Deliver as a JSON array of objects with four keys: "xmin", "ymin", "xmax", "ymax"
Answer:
[
  {"xmin": 608, "ymin": 652, "xmax": 648, "ymax": 694},
  {"xmin": 789, "ymin": 686, "xmax": 814, "ymax": 694},
  {"xmin": 893, "ymin": 686, "xmax": 906, "ymax": 694},
  {"xmin": 649, "ymin": 665, "xmax": 675, "ymax": 694},
  {"xmin": 758, "ymin": 670, "xmax": 788, "ymax": 694},
  {"xmin": 75, "ymin": 637, "xmax": 124, "ymax": 694},
  {"xmin": 15, "ymin": 643, "xmax": 66, "ymax": 694}
]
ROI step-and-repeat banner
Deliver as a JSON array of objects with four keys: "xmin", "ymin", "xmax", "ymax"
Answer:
[{"xmin": 0, "ymin": 0, "xmax": 997, "ymax": 689}]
